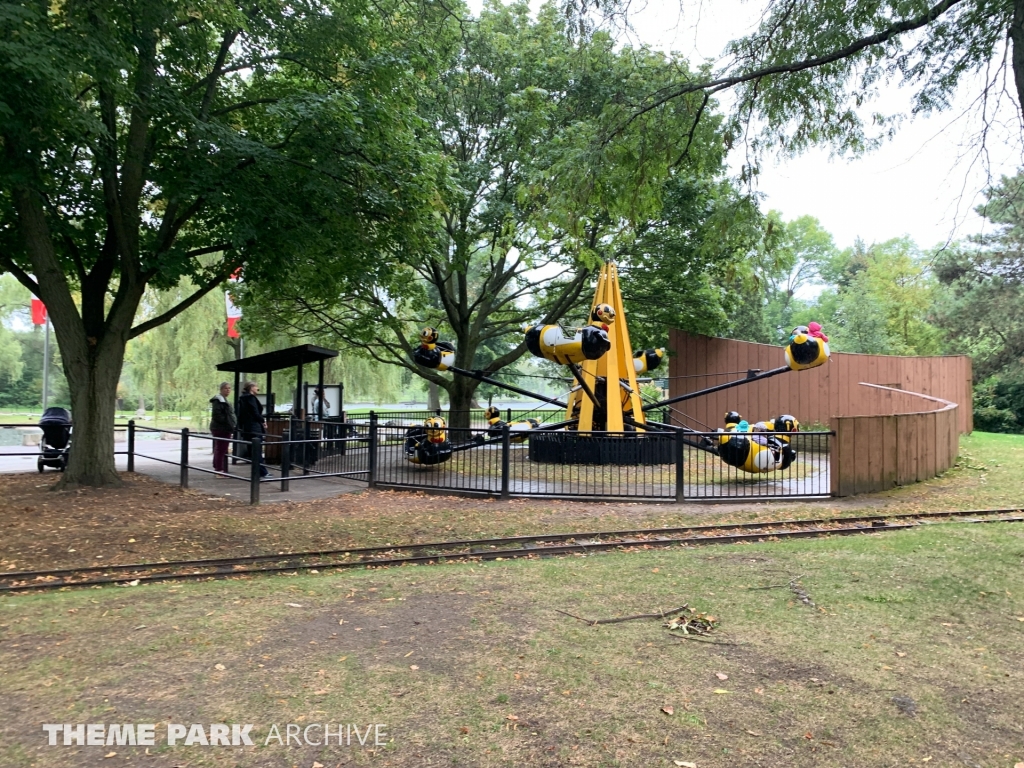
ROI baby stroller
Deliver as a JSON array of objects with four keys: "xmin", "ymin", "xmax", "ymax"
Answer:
[{"xmin": 38, "ymin": 407, "xmax": 72, "ymax": 472}]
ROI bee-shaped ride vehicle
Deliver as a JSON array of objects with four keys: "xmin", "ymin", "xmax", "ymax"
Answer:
[
  {"xmin": 524, "ymin": 303, "xmax": 614, "ymax": 366},
  {"xmin": 785, "ymin": 322, "xmax": 830, "ymax": 371},
  {"xmin": 717, "ymin": 411, "xmax": 800, "ymax": 473},
  {"xmin": 404, "ymin": 416, "xmax": 453, "ymax": 466}
]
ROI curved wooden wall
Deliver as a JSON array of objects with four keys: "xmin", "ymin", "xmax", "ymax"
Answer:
[
  {"xmin": 830, "ymin": 384, "xmax": 959, "ymax": 496},
  {"xmin": 667, "ymin": 330, "xmax": 972, "ymax": 434}
]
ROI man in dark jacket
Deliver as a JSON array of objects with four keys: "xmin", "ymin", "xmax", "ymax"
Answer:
[
  {"xmin": 237, "ymin": 381, "xmax": 270, "ymax": 477},
  {"xmin": 209, "ymin": 382, "xmax": 236, "ymax": 473}
]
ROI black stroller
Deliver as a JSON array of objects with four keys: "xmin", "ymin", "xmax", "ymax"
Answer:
[{"xmin": 38, "ymin": 407, "xmax": 72, "ymax": 472}]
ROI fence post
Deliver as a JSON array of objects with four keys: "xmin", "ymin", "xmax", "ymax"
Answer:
[
  {"xmin": 250, "ymin": 436, "xmax": 262, "ymax": 505},
  {"xmin": 303, "ymin": 419, "xmax": 311, "ymax": 475},
  {"xmin": 179, "ymin": 427, "xmax": 189, "ymax": 489},
  {"xmin": 280, "ymin": 439, "xmax": 291, "ymax": 492},
  {"xmin": 127, "ymin": 419, "xmax": 135, "ymax": 473},
  {"xmin": 367, "ymin": 412, "xmax": 378, "ymax": 488},
  {"xmin": 500, "ymin": 424, "xmax": 511, "ymax": 499},
  {"xmin": 506, "ymin": 407, "xmax": 512, "ymax": 423},
  {"xmin": 674, "ymin": 429, "xmax": 685, "ymax": 503}
]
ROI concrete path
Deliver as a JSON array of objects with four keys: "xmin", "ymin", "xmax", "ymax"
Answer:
[{"xmin": 0, "ymin": 436, "xmax": 366, "ymax": 503}]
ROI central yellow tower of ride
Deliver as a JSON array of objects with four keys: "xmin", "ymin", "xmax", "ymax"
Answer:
[{"xmin": 569, "ymin": 262, "xmax": 647, "ymax": 433}]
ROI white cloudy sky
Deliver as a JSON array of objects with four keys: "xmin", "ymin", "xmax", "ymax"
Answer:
[{"xmin": 469, "ymin": 0, "xmax": 1023, "ymax": 250}]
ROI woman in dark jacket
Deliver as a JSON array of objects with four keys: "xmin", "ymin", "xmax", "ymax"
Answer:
[
  {"xmin": 209, "ymin": 381, "xmax": 237, "ymax": 473},
  {"xmin": 237, "ymin": 381, "xmax": 269, "ymax": 477}
]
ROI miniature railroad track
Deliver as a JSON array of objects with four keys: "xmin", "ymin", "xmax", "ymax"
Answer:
[{"xmin": 2, "ymin": 508, "xmax": 1021, "ymax": 593}]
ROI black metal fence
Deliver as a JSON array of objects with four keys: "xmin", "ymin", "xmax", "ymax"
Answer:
[
  {"xmin": 370, "ymin": 418, "xmax": 832, "ymax": 501},
  {"xmin": 6, "ymin": 416, "xmax": 830, "ymax": 504},
  {"xmin": 130, "ymin": 421, "xmax": 371, "ymax": 504}
]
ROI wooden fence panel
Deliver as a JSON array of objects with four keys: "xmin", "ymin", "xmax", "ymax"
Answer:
[
  {"xmin": 881, "ymin": 415, "xmax": 898, "ymax": 490},
  {"xmin": 895, "ymin": 414, "xmax": 919, "ymax": 485}
]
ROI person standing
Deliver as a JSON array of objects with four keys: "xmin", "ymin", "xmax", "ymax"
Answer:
[
  {"xmin": 209, "ymin": 381, "xmax": 236, "ymax": 474},
  {"xmin": 237, "ymin": 381, "xmax": 270, "ymax": 477},
  {"xmin": 312, "ymin": 386, "xmax": 331, "ymax": 419}
]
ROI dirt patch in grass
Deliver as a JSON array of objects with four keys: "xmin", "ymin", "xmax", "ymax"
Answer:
[{"xmin": 260, "ymin": 589, "xmax": 483, "ymax": 676}]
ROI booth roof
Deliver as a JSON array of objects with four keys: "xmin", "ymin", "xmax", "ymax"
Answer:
[{"xmin": 216, "ymin": 345, "xmax": 338, "ymax": 374}]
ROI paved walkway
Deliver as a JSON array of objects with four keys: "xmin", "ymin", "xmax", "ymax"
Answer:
[{"xmin": 0, "ymin": 437, "xmax": 366, "ymax": 503}]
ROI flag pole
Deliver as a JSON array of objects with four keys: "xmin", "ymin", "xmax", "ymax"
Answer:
[{"xmin": 42, "ymin": 314, "xmax": 50, "ymax": 410}]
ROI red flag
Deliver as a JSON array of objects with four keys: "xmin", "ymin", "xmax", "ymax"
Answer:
[
  {"xmin": 225, "ymin": 270, "xmax": 242, "ymax": 338},
  {"xmin": 31, "ymin": 298, "xmax": 47, "ymax": 325}
]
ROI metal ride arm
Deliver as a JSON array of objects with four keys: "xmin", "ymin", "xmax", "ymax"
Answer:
[
  {"xmin": 620, "ymin": 415, "xmax": 720, "ymax": 455},
  {"xmin": 450, "ymin": 417, "xmax": 580, "ymax": 452},
  {"xmin": 641, "ymin": 365, "xmax": 792, "ymax": 412},
  {"xmin": 568, "ymin": 363, "xmax": 600, "ymax": 408},
  {"xmin": 447, "ymin": 366, "xmax": 569, "ymax": 409}
]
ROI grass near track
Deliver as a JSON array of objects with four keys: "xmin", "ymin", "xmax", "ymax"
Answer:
[
  {"xmin": 1, "ymin": 432, "xmax": 1022, "ymax": 767},
  {"xmin": 2, "ymin": 521, "xmax": 1024, "ymax": 767},
  {"xmin": 3, "ymin": 432, "xmax": 1022, "ymax": 574}
]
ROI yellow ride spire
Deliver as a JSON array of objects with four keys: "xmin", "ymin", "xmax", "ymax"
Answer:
[{"xmin": 568, "ymin": 262, "xmax": 647, "ymax": 433}]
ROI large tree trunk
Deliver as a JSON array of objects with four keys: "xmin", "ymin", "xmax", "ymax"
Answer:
[
  {"xmin": 59, "ymin": 337, "xmax": 127, "ymax": 488},
  {"xmin": 444, "ymin": 375, "xmax": 480, "ymax": 434},
  {"xmin": 427, "ymin": 380, "xmax": 441, "ymax": 411}
]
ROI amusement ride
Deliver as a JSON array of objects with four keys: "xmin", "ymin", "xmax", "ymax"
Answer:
[{"xmin": 406, "ymin": 262, "xmax": 831, "ymax": 472}]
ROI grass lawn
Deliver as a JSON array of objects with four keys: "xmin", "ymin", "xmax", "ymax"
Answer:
[{"xmin": 2, "ymin": 520, "xmax": 1023, "ymax": 767}]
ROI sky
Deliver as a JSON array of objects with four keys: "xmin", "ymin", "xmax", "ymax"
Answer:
[
  {"xmin": 619, "ymin": 0, "xmax": 1022, "ymax": 251},
  {"xmin": 467, "ymin": 0, "xmax": 1022, "ymax": 251}
]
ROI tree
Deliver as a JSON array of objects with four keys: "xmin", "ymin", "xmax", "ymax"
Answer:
[
  {"xmin": 0, "ymin": 274, "xmax": 29, "ymax": 387},
  {"xmin": 934, "ymin": 172, "xmax": 1024, "ymax": 377},
  {"xmin": 617, "ymin": 177, "xmax": 768, "ymax": 348},
  {"xmin": 245, "ymin": 1, "xmax": 733, "ymax": 430},
  {"xmin": 610, "ymin": 0, "xmax": 1018, "ymax": 182},
  {"xmin": 762, "ymin": 216, "xmax": 839, "ymax": 334},
  {"xmin": 0, "ymin": 0, "xmax": 437, "ymax": 485},
  {"xmin": 800, "ymin": 236, "xmax": 941, "ymax": 354}
]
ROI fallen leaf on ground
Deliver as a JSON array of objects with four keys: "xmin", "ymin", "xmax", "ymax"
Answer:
[
  {"xmin": 506, "ymin": 715, "xmax": 518, "ymax": 721},
  {"xmin": 673, "ymin": 761, "xmax": 697, "ymax": 768},
  {"xmin": 459, "ymin": 726, "xmax": 470, "ymax": 734},
  {"xmin": 286, "ymin": 603, "xmax": 303, "ymax": 608},
  {"xmin": 713, "ymin": 689, "xmax": 729, "ymax": 694},
  {"xmin": 104, "ymin": 753, "xmax": 116, "ymax": 759},
  {"xmin": 715, "ymin": 672, "xmax": 728, "ymax": 681},
  {"xmin": 409, "ymin": 665, "xmax": 419, "ymax": 670},
  {"xmin": 661, "ymin": 706, "xmax": 674, "ymax": 715},
  {"xmin": 804, "ymin": 732, "xmax": 813, "ymax": 740},
  {"xmin": 896, "ymin": 652, "xmax": 906, "ymax": 657},
  {"xmin": 312, "ymin": 762, "xmax": 324, "ymax": 768},
  {"xmin": 746, "ymin": 730, "xmax": 762, "ymax": 737},
  {"xmin": 214, "ymin": 663, "xmax": 225, "ymax": 671}
]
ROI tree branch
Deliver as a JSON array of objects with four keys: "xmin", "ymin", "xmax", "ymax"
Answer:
[
  {"xmin": 128, "ymin": 264, "xmax": 237, "ymax": 339},
  {"xmin": 210, "ymin": 98, "xmax": 281, "ymax": 117},
  {"xmin": 610, "ymin": 0, "xmax": 966, "ymax": 140}
]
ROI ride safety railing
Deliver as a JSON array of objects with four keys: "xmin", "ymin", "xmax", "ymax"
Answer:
[
  {"xmin": 128, "ymin": 420, "xmax": 371, "ymax": 505},
  {"xmin": 12, "ymin": 416, "xmax": 830, "ymax": 504}
]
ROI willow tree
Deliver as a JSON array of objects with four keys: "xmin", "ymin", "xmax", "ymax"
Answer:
[{"xmin": 0, "ymin": 0, "xmax": 436, "ymax": 486}]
